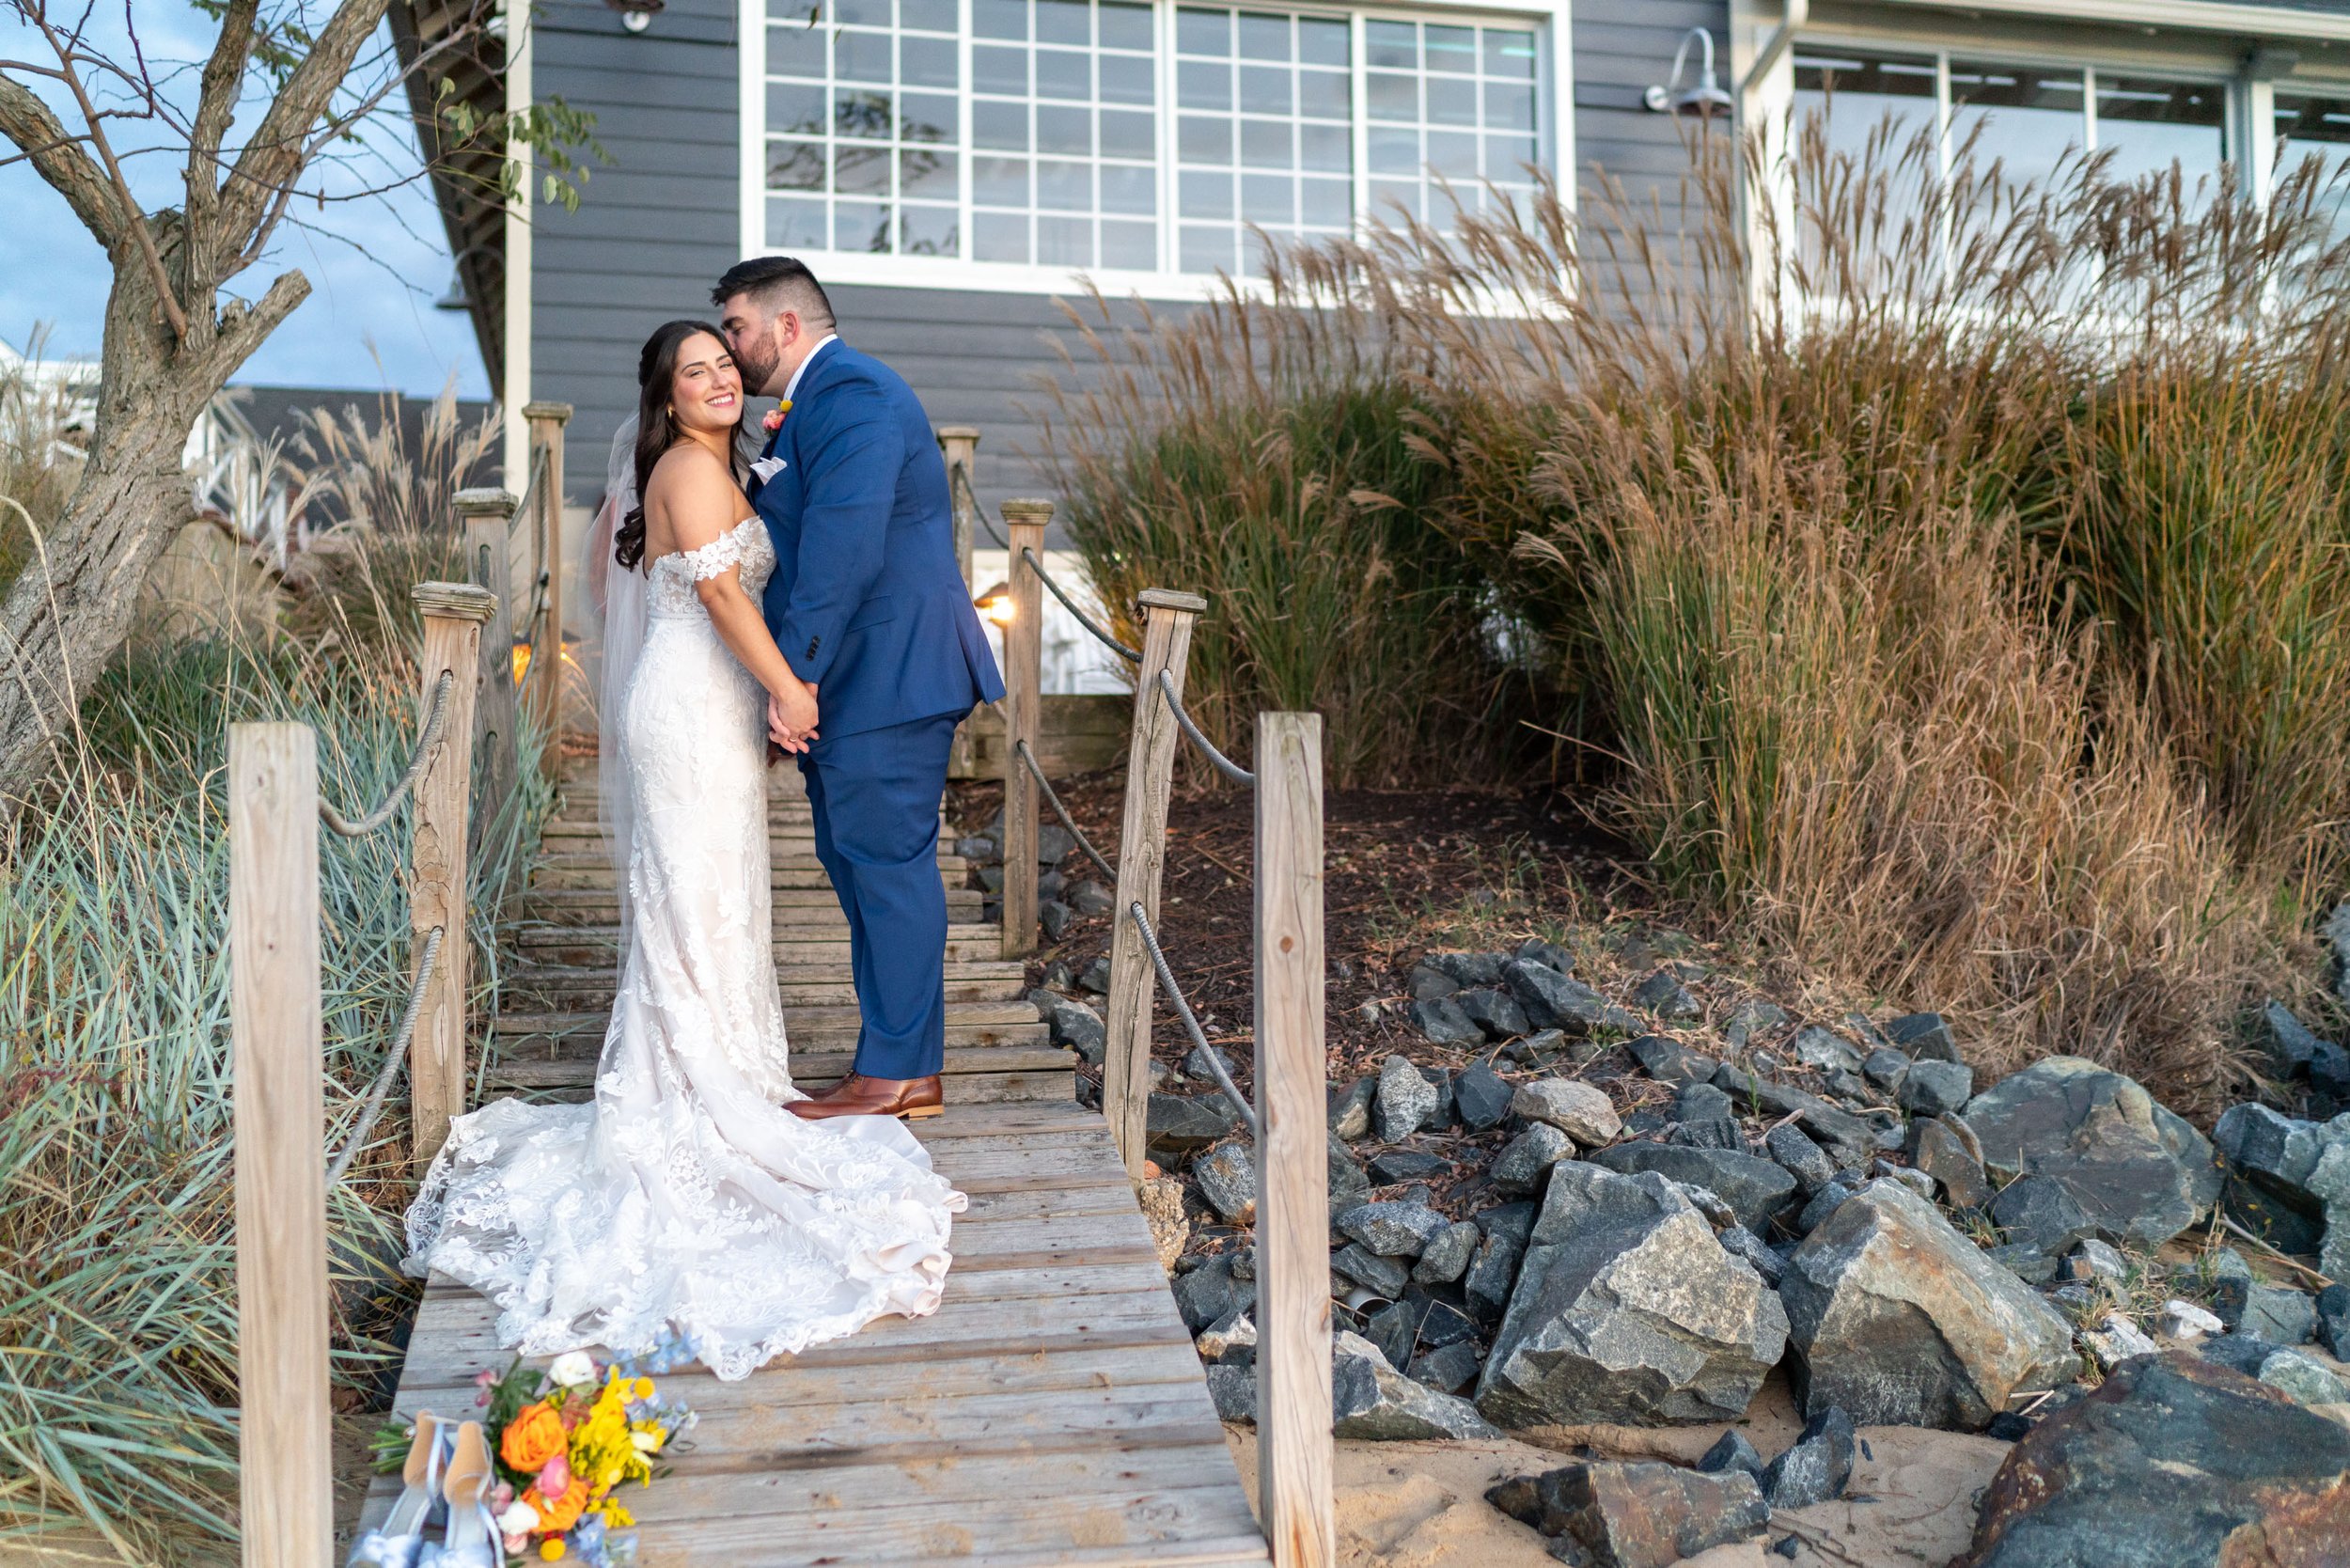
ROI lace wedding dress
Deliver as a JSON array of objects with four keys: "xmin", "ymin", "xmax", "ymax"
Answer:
[{"xmin": 404, "ymin": 515, "xmax": 965, "ymax": 1382}]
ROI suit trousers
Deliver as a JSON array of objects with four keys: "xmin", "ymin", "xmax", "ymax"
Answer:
[{"xmin": 797, "ymin": 709, "xmax": 966, "ymax": 1080}]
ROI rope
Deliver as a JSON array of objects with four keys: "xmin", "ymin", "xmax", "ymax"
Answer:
[
  {"xmin": 950, "ymin": 463, "xmax": 1010, "ymax": 550},
  {"xmin": 1127, "ymin": 901, "xmax": 1258, "ymax": 1138},
  {"xmin": 1023, "ymin": 546, "xmax": 1141, "ymax": 664},
  {"xmin": 1014, "ymin": 739, "xmax": 1115, "ymax": 881},
  {"xmin": 320, "ymin": 671, "xmax": 456, "ymax": 837},
  {"xmin": 324, "ymin": 924, "xmax": 445, "ymax": 1187},
  {"xmin": 507, "ymin": 446, "xmax": 548, "ymax": 546},
  {"xmin": 1157, "ymin": 670, "xmax": 1255, "ymax": 786}
]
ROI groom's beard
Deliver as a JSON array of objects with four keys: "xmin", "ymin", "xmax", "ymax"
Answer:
[{"xmin": 738, "ymin": 337, "xmax": 783, "ymax": 400}]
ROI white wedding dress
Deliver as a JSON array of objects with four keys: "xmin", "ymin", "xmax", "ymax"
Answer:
[{"xmin": 404, "ymin": 514, "xmax": 966, "ymax": 1382}]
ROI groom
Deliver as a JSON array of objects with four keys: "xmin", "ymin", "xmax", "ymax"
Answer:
[{"xmin": 714, "ymin": 257, "xmax": 1005, "ymax": 1121}]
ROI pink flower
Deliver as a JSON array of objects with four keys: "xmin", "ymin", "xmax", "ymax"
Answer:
[
  {"xmin": 762, "ymin": 408, "xmax": 785, "ymax": 431},
  {"xmin": 504, "ymin": 1532, "xmax": 529, "ymax": 1557},
  {"xmin": 491, "ymin": 1482, "xmax": 515, "ymax": 1512},
  {"xmin": 538, "ymin": 1454, "xmax": 572, "ymax": 1497}
]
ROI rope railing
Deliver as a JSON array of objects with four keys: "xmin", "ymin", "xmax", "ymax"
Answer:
[
  {"xmin": 319, "ymin": 670, "xmax": 456, "ymax": 837},
  {"xmin": 1127, "ymin": 901, "xmax": 1259, "ymax": 1139},
  {"xmin": 1156, "ymin": 669, "xmax": 1255, "ymax": 786},
  {"xmin": 1025, "ymin": 545, "xmax": 1142, "ymax": 664},
  {"xmin": 1014, "ymin": 738, "xmax": 1115, "ymax": 881},
  {"xmin": 324, "ymin": 924, "xmax": 445, "ymax": 1187}
]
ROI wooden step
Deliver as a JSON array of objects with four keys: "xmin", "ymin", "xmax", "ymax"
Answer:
[
  {"xmin": 530, "ymin": 864, "xmax": 971, "ymax": 892},
  {"xmin": 495, "ymin": 999, "xmax": 1044, "ymax": 1039},
  {"xmin": 533, "ymin": 845, "xmax": 970, "ymax": 872},
  {"xmin": 507, "ymin": 969, "xmax": 1032, "ymax": 1010},
  {"xmin": 511, "ymin": 925, "xmax": 1006, "ymax": 964},
  {"xmin": 498, "ymin": 1017, "xmax": 1052, "ymax": 1060},
  {"xmin": 486, "ymin": 1043, "xmax": 1073, "ymax": 1104},
  {"xmin": 517, "ymin": 887, "xmax": 987, "ymax": 923}
]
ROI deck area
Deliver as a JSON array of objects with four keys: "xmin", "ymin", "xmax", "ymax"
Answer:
[{"xmin": 362, "ymin": 765, "xmax": 1270, "ymax": 1566}]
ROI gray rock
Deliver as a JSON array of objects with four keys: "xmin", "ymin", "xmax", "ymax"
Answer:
[
  {"xmin": 1886, "ymin": 1012, "xmax": 1961, "ymax": 1063},
  {"xmin": 1148, "ymin": 1091, "xmax": 1243, "ymax": 1154},
  {"xmin": 1671, "ymin": 1082, "xmax": 1743, "ymax": 1151},
  {"xmin": 1717, "ymin": 1224, "xmax": 1785, "ymax": 1287},
  {"xmin": 1064, "ymin": 878, "xmax": 1114, "ymax": 915},
  {"xmin": 1960, "ymin": 1056, "xmax": 2221, "ymax": 1251},
  {"xmin": 1464, "ymin": 1231, "xmax": 1522, "ymax": 1327},
  {"xmin": 1330, "ymin": 1076, "xmax": 1376, "ymax": 1142},
  {"xmin": 1909, "ymin": 1117, "xmax": 1993, "ymax": 1210},
  {"xmin": 1790, "ymin": 1026, "xmax": 1864, "ymax": 1075},
  {"xmin": 1861, "ymin": 1048, "xmax": 1912, "ymax": 1095},
  {"xmin": 1408, "ymin": 963, "xmax": 1460, "ymax": 1000},
  {"xmin": 1509, "ymin": 1027, "xmax": 1567, "ymax": 1063},
  {"xmin": 1515, "ymin": 936, "xmax": 1576, "ymax": 976},
  {"xmin": 1172, "ymin": 1253, "xmax": 1254, "ymax": 1331},
  {"xmin": 2327, "ymin": 901, "xmax": 2350, "ymax": 1003},
  {"xmin": 1206, "ymin": 1362, "xmax": 1256, "ymax": 1421},
  {"xmin": 1078, "ymin": 954, "xmax": 1112, "ymax": 993},
  {"xmin": 1183, "ymin": 1042, "xmax": 1237, "ymax": 1086},
  {"xmin": 1362, "ymin": 1296, "xmax": 1422, "ymax": 1369},
  {"xmin": 1410, "ymin": 1339, "xmax": 1483, "ymax": 1396},
  {"xmin": 1876, "ymin": 1161, "xmax": 1938, "ymax": 1201},
  {"xmin": 1031, "ymin": 989, "xmax": 1109, "ymax": 1063},
  {"xmin": 1734, "ymin": 1077, "xmax": 1880, "ymax": 1168},
  {"xmin": 1036, "ymin": 823, "xmax": 1075, "ymax": 864},
  {"xmin": 1452, "ymin": 1061, "xmax": 1516, "ymax": 1132},
  {"xmin": 1762, "ymin": 1406, "xmax": 1855, "ymax": 1510},
  {"xmin": 2258, "ymin": 1346, "xmax": 2347, "ymax": 1406},
  {"xmin": 2262, "ymin": 999, "xmax": 2326, "ymax": 1078},
  {"xmin": 1331, "ymin": 1244, "xmax": 1409, "ymax": 1300},
  {"xmin": 1698, "ymin": 1429, "xmax": 1765, "ymax": 1482},
  {"xmin": 1899, "ymin": 1058, "xmax": 1974, "ymax": 1120},
  {"xmin": 1193, "ymin": 1141, "xmax": 1257, "ymax": 1224},
  {"xmin": 1489, "ymin": 1122, "xmax": 1576, "ymax": 1199},
  {"xmin": 2197, "ymin": 1331, "xmax": 2279, "ymax": 1377},
  {"xmin": 1958, "ymin": 1352, "xmax": 2350, "ymax": 1568},
  {"xmin": 1627, "ymin": 1034, "xmax": 1693, "ymax": 1082},
  {"xmin": 1038, "ymin": 899, "xmax": 1073, "ymax": 942},
  {"xmin": 2240, "ymin": 1284, "xmax": 2316, "ymax": 1346},
  {"xmin": 1590, "ymin": 1143, "xmax": 1798, "ymax": 1231},
  {"xmin": 1334, "ymin": 1330, "xmax": 1500, "ymax": 1440},
  {"xmin": 1505, "ymin": 959, "xmax": 1639, "ymax": 1036},
  {"xmin": 1408, "ymin": 996, "xmax": 1484, "ymax": 1047},
  {"xmin": 1988, "ymin": 1242, "xmax": 2057, "ymax": 1287},
  {"xmin": 1368, "ymin": 1149, "xmax": 1449, "ymax": 1185},
  {"xmin": 1328, "ymin": 1135, "xmax": 1371, "ymax": 1216},
  {"xmin": 955, "ymin": 833, "xmax": 999, "ymax": 863},
  {"xmin": 1721, "ymin": 999, "xmax": 1790, "ymax": 1054},
  {"xmin": 1990, "ymin": 1174, "xmax": 2100, "ymax": 1257},
  {"xmin": 1512, "ymin": 1078, "xmax": 1622, "ymax": 1146},
  {"xmin": 1765, "ymin": 1122, "xmax": 1839, "ymax": 1197},
  {"xmin": 1376, "ymin": 1053, "xmax": 1441, "ymax": 1141},
  {"xmin": 2317, "ymin": 1283, "xmax": 2350, "ymax": 1358},
  {"xmin": 1486, "ymin": 1462, "xmax": 1769, "ymax": 1566},
  {"xmin": 1427, "ymin": 950, "xmax": 1509, "ymax": 989},
  {"xmin": 1634, "ymin": 967, "xmax": 1702, "ymax": 1021},
  {"xmin": 1414, "ymin": 1220, "xmax": 1481, "ymax": 1285},
  {"xmin": 1336, "ymin": 1200, "xmax": 1450, "ymax": 1259},
  {"xmin": 1476, "ymin": 1162, "xmax": 1789, "ymax": 1427},
  {"xmin": 2061, "ymin": 1238, "xmax": 2129, "ymax": 1286},
  {"xmin": 1456, "ymin": 987, "xmax": 1531, "ymax": 1043},
  {"xmin": 1197, "ymin": 1309, "xmax": 1257, "ymax": 1362},
  {"xmin": 1793, "ymin": 1170, "xmax": 1868, "ymax": 1238},
  {"xmin": 1779, "ymin": 1180, "xmax": 2076, "ymax": 1429},
  {"xmin": 2212, "ymin": 1103, "xmax": 2340, "ymax": 1261},
  {"xmin": 1475, "ymin": 1200, "xmax": 1538, "ymax": 1248}
]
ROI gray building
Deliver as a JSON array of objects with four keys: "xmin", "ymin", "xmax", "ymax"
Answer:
[{"xmin": 408, "ymin": 0, "xmax": 2350, "ymax": 519}]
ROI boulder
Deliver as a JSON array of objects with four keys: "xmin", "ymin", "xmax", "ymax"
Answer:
[
  {"xmin": 1205, "ymin": 1362, "xmax": 1256, "ymax": 1422},
  {"xmin": 1516, "ymin": 936, "xmax": 1576, "ymax": 976},
  {"xmin": 1886, "ymin": 1012, "xmax": 1961, "ymax": 1062},
  {"xmin": 1408, "ymin": 963, "xmax": 1459, "ymax": 1000},
  {"xmin": 2239, "ymin": 1283, "xmax": 2316, "ymax": 1346},
  {"xmin": 2259, "ymin": 1346, "xmax": 2347, "ymax": 1406},
  {"xmin": 1991, "ymin": 1174, "xmax": 2101, "ymax": 1257},
  {"xmin": 1716, "ymin": 1224, "xmax": 1785, "ymax": 1288},
  {"xmin": 1365, "ymin": 1148, "xmax": 1449, "ymax": 1185},
  {"xmin": 1408, "ymin": 996, "xmax": 1484, "ymax": 1047},
  {"xmin": 1505, "ymin": 959, "xmax": 1640, "ymax": 1036},
  {"xmin": 1329, "ymin": 1076, "xmax": 1375, "ymax": 1142},
  {"xmin": 1909, "ymin": 1116, "xmax": 1993, "ymax": 1209},
  {"xmin": 1861, "ymin": 1047, "xmax": 1911, "ymax": 1095},
  {"xmin": 1452, "ymin": 1060, "xmax": 1516, "ymax": 1131},
  {"xmin": 1765, "ymin": 1122, "xmax": 1839, "ymax": 1196},
  {"xmin": 1192, "ymin": 1141, "xmax": 1257, "ymax": 1224},
  {"xmin": 1171, "ymin": 1253, "xmax": 1254, "ymax": 1332},
  {"xmin": 1779, "ymin": 1180, "xmax": 2076, "ymax": 1429},
  {"xmin": 1410, "ymin": 1340, "xmax": 1483, "ymax": 1396},
  {"xmin": 1960, "ymin": 1056, "xmax": 2221, "ymax": 1250},
  {"xmin": 1488, "ymin": 1122, "xmax": 1576, "ymax": 1199},
  {"xmin": 1899, "ymin": 1058, "xmax": 1974, "ymax": 1119},
  {"xmin": 1486, "ymin": 1462, "xmax": 1769, "ymax": 1568},
  {"xmin": 1761, "ymin": 1406, "xmax": 1855, "ymax": 1510},
  {"xmin": 1454, "ymin": 988, "xmax": 1529, "ymax": 1044},
  {"xmin": 1789, "ymin": 1025, "xmax": 1864, "ymax": 1075},
  {"xmin": 1590, "ymin": 1143, "xmax": 1798, "ymax": 1232},
  {"xmin": 1077, "ymin": 954, "xmax": 1111, "ymax": 993},
  {"xmin": 1720, "ymin": 999, "xmax": 1789, "ymax": 1053},
  {"xmin": 1196, "ymin": 1309, "xmax": 1256, "ymax": 1362},
  {"xmin": 1957, "ymin": 1352, "xmax": 2350, "ymax": 1568},
  {"xmin": 2212, "ymin": 1105, "xmax": 2350, "ymax": 1277},
  {"xmin": 1697, "ymin": 1429, "xmax": 1765, "ymax": 1482},
  {"xmin": 1633, "ymin": 967, "xmax": 1702, "ymax": 1021},
  {"xmin": 2081, "ymin": 1311, "xmax": 2158, "ymax": 1373},
  {"xmin": 1031, "ymin": 990, "xmax": 1108, "ymax": 1062},
  {"xmin": 1335, "ymin": 1200, "xmax": 1449, "ymax": 1259},
  {"xmin": 1464, "ymin": 1231, "xmax": 1523, "ymax": 1326},
  {"xmin": 1627, "ymin": 1034, "xmax": 1698, "ymax": 1083},
  {"xmin": 1476, "ymin": 1163, "xmax": 1788, "ymax": 1427},
  {"xmin": 2318, "ymin": 1282, "xmax": 2350, "ymax": 1358},
  {"xmin": 2262, "ymin": 999, "xmax": 2327, "ymax": 1078},
  {"xmin": 1327, "ymin": 1136, "xmax": 1371, "ymax": 1216},
  {"xmin": 1333, "ymin": 1330, "xmax": 1500, "ymax": 1440},
  {"xmin": 1414, "ymin": 1219, "xmax": 1481, "ymax": 1285},
  {"xmin": 1426, "ymin": 950, "xmax": 1509, "ymax": 989},
  {"xmin": 1148, "ymin": 1091, "xmax": 1242, "ymax": 1155},
  {"xmin": 1375, "ymin": 1053, "xmax": 1440, "ymax": 1141},
  {"xmin": 1064, "ymin": 878, "xmax": 1114, "ymax": 916},
  {"xmin": 1988, "ymin": 1241, "xmax": 2057, "ymax": 1287},
  {"xmin": 1669, "ymin": 1082, "xmax": 1743, "ymax": 1151},
  {"xmin": 1331, "ymin": 1244, "xmax": 1409, "ymax": 1300},
  {"xmin": 1512, "ymin": 1078, "xmax": 1622, "ymax": 1146},
  {"xmin": 2156, "ymin": 1299, "xmax": 2224, "ymax": 1341}
]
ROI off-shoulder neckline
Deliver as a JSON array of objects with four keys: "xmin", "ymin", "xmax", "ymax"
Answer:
[{"xmin": 647, "ymin": 513, "xmax": 761, "ymax": 573}]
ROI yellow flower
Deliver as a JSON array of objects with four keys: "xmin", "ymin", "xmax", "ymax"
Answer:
[
  {"xmin": 632, "ymin": 1377, "xmax": 655, "ymax": 1401},
  {"xmin": 539, "ymin": 1540, "xmax": 566, "ymax": 1561}
]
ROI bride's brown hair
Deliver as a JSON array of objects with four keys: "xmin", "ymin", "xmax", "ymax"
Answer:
[{"xmin": 616, "ymin": 319, "xmax": 738, "ymax": 569}]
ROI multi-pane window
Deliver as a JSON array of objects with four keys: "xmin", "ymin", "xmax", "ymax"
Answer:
[
  {"xmin": 1364, "ymin": 19, "xmax": 1541, "ymax": 225},
  {"xmin": 2276, "ymin": 88, "xmax": 2350, "ymax": 241},
  {"xmin": 1174, "ymin": 7, "xmax": 1354, "ymax": 275},
  {"xmin": 760, "ymin": 0, "xmax": 1553, "ymax": 276},
  {"xmin": 766, "ymin": 0, "xmax": 966, "ymax": 257}
]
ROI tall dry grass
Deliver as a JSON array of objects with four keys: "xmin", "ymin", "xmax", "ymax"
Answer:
[{"xmin": 1042, "ymin": 117, "xmax": 2350, "ymax": 1112}]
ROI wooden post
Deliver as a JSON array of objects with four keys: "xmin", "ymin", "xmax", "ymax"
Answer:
[
  {"xmin": 522, "ymin": 400, "xmax": 572, "ymax": 776},
  {"xmin": 456, "ymin": 488, "xmax": 518, "ymax": 851},
  {"xmin": 409, "ymin": 581, "xmax": 495, "ymax": 1165},
  {"xmin": 227, "ymin": 723, "xmax": 332, "ymax": 1568},
  {"xmin": 1254, "ymin": 713, "xmax": 1333, "ymax": 1568},
  {"xmin": 998, "ymin": 499, "xmax": 1051, "ymax": 959},
  {"xmin": 1101, "ymin": 588, "xmax": 1207, "ymax": 1177},
  {"xmin": 936, "ymin": 424, "xmax": 979, "ymax": 589}
]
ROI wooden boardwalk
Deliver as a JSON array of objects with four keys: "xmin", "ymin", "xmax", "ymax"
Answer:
[{"xmin": 363, "ymin": 766, "xmax": 1271, "ymax": 1566}]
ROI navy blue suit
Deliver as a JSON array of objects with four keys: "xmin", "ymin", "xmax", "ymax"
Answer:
[{"xmin": 753, "ymin": 338, "xmax": 1004, "ymax": 1079}]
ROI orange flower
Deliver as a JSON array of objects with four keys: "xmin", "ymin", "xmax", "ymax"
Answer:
[
  {"xmin": 500, "ymin": 1402, "xmax": 570, "ymax": 1473},
  {"xmin": 525, "ymin": 1473, "xmax": 591, "ymax": 1534}
]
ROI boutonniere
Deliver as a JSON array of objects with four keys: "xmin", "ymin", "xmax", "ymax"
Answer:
[{"xmin": 762, "ymin": 399, "xmax": 792, "ymax": 432}]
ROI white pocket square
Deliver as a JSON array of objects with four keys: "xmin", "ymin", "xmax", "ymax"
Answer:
[{"xmin": 752, "ymin": 456, "xmax": 788, "ymax": 482}]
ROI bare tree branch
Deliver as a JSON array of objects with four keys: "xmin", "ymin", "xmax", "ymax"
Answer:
[
  {"xmin": 0, "ymin": 72, "xmax": 118, "ymax": 243},
  {"xmin": 185, "ymin": 0, "xmax": 258, "ymax": 247},
  {"xmin": 213, "ymin": 0, "xmax": 396, "ymax": 260}
]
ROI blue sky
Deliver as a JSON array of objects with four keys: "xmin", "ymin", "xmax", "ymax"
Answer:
[{"xmin": 0, "ymin": 8, "xmax": 490, "ymax": 399}]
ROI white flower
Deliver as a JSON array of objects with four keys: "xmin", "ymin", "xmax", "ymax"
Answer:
[
  {"xmin": 495, "ymin": 1499, "xmax": 541, "ymax": 1536},
  {"xmin": 630, "ymin": 1430, "xmax": 663, "ymax": 1452},
  {"xmin": 547, "ymin": 1351, "xmax": 598, "ymax": 1388}
]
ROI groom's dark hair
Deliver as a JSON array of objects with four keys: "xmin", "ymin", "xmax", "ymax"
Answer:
[{"xmin": 712, "ymin": 256, "xmax": 837, "ymax": 328}]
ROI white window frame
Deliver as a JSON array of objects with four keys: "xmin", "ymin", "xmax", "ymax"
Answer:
[{"xmin": 735, "ymin": 0, "xmax": 1574, "ymax": 297}]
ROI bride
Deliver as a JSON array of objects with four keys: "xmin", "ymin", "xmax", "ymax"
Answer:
[{"xmin": 403, "ymin": 320, "xmax": 965, "ymax": 1383}]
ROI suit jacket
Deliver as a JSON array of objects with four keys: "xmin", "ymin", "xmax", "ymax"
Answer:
[{"xmin": 753, "ymin": 339, "xmax": 1005, "ymax": 737}]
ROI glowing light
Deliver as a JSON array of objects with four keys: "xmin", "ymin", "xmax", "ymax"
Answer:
[
  {"xmin": 512, "ymin": 639, "xmax": 532, "ymax": 685},
  {"xmin": 977, "ymin": 581, "xmax": 1015, "ymax": 626}
]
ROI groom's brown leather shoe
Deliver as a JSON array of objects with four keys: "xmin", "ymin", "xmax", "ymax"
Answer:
[{"xmin": 789, "ymin": 1074, "xmax": 943, "ymax": 1121}]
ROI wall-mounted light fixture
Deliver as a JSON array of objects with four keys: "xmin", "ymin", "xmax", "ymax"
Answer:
[
  {"xmin": 605, "ymin": 0, "xmax": 663, "ymax": 34},
  {"xmin": 1645, "ymin": 27, "xmax": 1734, "ymax": 119},
  {"xmin": 976, "ymin": 581, "xmax": 1015, "ymax": 626}
]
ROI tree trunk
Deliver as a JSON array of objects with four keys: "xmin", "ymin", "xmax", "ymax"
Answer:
[{"xmin": 0, "ymin": 251, "xmax": 256, "ymax": 808}]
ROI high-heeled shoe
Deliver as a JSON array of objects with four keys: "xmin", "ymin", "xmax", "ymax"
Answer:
[
  {"xmin": 347, "ymin": 1411, "xmax": 448, "ymax": 1568},
  {"xmin": 434, "ymin": 1419, "xmax": 500, "ymax": 1568}
]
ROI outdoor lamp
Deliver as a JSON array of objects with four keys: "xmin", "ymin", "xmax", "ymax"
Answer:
[
  {"xmin": 977, "ymin": 581, "xmax": 1015, "ymax": 626},
  {"xmin": 512, "ymin": 638, "xmax": 532, "ymax": 686},
  {"xmin": 1645, "ymin": 27, "xmax": 1734, "ymax": 119},
  {"xmin": 605, "ymin": 0, "xmax": 662, "ymax": 33}
]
